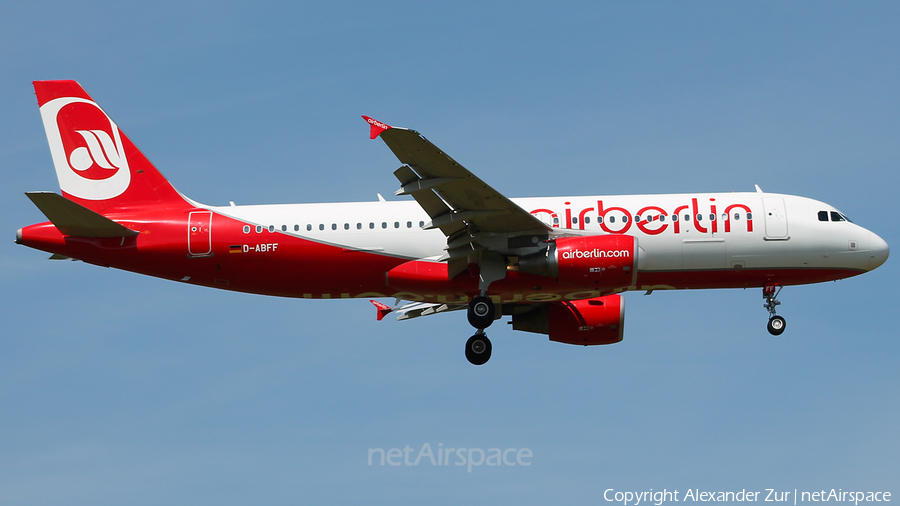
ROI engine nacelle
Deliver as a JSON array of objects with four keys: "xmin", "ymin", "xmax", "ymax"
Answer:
[
  {"xmin": 518, "ymin": 235, "xmax": 638, "ymax": 289},
  {"xmin": 511, "ymin": 295, "xmax": 625, "ymax": 345}
]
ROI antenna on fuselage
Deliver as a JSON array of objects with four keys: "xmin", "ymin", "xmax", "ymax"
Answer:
[{"xmin": 755, "ymin": 184, "xmax": 764, "ymax": 193}]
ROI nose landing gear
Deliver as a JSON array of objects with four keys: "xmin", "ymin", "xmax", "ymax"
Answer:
[{"xmin": 763, "ymin": 285, "xmax": 786, "ymax": 336}]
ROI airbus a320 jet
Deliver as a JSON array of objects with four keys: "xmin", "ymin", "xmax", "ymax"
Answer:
[{"xmin": 17, "ymin": 81, "xmax": 889, "ymax": 365}]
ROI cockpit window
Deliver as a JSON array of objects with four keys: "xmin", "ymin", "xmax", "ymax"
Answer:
[
  {"xmin": 830, "ymin": 211, "xmax": 846, "ymax": 222},
  {"xmin": 818, "ymin": 211, "xmax": 828, "ymax": 222}
]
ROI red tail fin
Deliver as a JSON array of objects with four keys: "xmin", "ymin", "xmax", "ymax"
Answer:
[{"xmin": 34, "ymin": 80, "xmax": 187, "ymax": 214}]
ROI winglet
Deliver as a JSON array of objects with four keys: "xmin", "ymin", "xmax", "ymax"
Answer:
[
  {"xmin": 362, "ymin": 115, "xmax": 392, "ymax": 139},
  {"xmin": 370, "ymin": 300, "xmax": 393, "ymax": 321}
]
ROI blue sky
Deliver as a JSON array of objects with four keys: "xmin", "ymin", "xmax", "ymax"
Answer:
[{"xmin": 1, "ymin": 2, "xmax": 898, "ymax": 504}]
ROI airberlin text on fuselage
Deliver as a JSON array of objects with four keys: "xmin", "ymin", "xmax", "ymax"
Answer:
[{"xmin": 530, "ymin": 197, "xmax": 755, "ymax": 235}]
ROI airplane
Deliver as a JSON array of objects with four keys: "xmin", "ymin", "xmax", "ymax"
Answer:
[{"xmin": 17, "ymin": 80, "xmax": 889, "ymax": 365}]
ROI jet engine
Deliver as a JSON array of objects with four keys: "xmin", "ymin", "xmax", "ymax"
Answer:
[
  {"xmin": 517, "ymin": 235, "xmax": 638, "ymax": 289},
  {"xmin": 511, "ymin": 295, "xmax": 625, "ymax": 345}
]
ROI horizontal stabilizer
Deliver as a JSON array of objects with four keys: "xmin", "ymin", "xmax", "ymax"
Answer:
[{"xmin": 25, "ymin": 192, "xmax": 139, "ymax": 238}]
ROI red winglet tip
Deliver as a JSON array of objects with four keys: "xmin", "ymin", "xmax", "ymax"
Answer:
[
  {"xmin": 362, "ymin": 115, "xmax": 391, "ymax": 139},
  {"xmin": 369, "ymin": 300, "xmax": 393, "ymax": 321}
]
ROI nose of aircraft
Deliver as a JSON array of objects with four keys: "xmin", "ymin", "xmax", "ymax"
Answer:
[{"xmin": 868, "ymin": 232, "xmax": 889, "ymax": 271}]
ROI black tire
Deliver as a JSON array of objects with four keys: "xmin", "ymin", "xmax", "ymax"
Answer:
[
  {"xmin": 767, "ymin": 315, "xmax": 786, "ymax": 336},
  {"xmin": 465, "ymin": 333, "xmax": 492, "ymax": 366},
  {"xmin": 467, "ymin": 295, "xmax": 495, "ymax": 329}
]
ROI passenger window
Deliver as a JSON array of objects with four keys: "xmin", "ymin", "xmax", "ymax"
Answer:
[
  {"xmin": 357, "ymin": 223, "xmax": 362, "ymax": 230},
  {"xmin": 281, "ymin": 225, "xmax": 287, "ymax": 232},
  {"xmin": 747, "ymin": 213, "xmax": 752, "ymax": 220},
  {"xmin": 831, "ymin": 211, "xmax": 845, "ymax": 222},
  {"xmin": 696, "ymin": 214, "xmax": 703, "ymax": 221},
  {"xmin": 382, "ymin": 222, "xmax": 387, "ymax": 229},
  {"xmin": 553, "ymin": 217, "xmax": 559, "ymax": 225},
  {"xmin": 684, "ymin": 214, "xmax": 690, "ymax": 221},
  {"xmin": 818, "ymin": 211, "xmax": 828, "ymax": 222},
  {"xmin": 419, "ymin": 221, "xmax": 425, "ymax": 227},
  {"xmin": 407, "ymin": 221, "xmax": 412, "ymax": 228},
  {"xmin": 394, "ymin": 222, "xmax": 400, "ymax": 228},
  {"xmin": 369, "ymin": 222, "xmax": 375, "ymax": 229},
  {"xmin": 344, "ymin": 223, "xmax": 349, "ymax": 230},
  {"xmin": 710, "ymin": 214, "xmax": 715, "ymax": 221},
  {"xmin": 584, "ymin": 216, "xmax": 591, "ymax": 224},
  {"xmin": 332, "ymin": 224, "xmax": 337, "ymax": 230},
  {"xmin": 658, "ymin": 215, "xmax": 664, "ymax": 222},
  {"xmin": 597, "ymin": 216, "xmax": 603, "ymax": 224},
  {"xmin": 307, "ymin": 224, "xmax": 312, "ymax": 231},
  {"xmin": 268, "ymin": 225, "xmax": 275, "ymax": 233},
  {"xmin": 609, "ymin": 216, "xmax": 616, "ymax": 223},
  {"xmin": 319, "ymin": 224, "xmax": 324, "ymax": 231},
  {"xmin": 572, "ymin": 217, "xmax": 578, "ymax": 224},
  {"xmin": 635, "ymin": 216, "xmax": 641, "ymax": 222},
  {"xmin": 294, "ymin": 224, "xmax": 300, "ymax": 231},
  {"xmin": 734, "ymin": 213, "xmax": 740, "ymax": 220},
  {"xmin": 623, "ymin": 216, "xmax": 629, "ymax": 223},
  {"xmin": 243, "ymin": 225, "xmax": 250, "ymax": 234},
  {"xmin": 672, "ymin": 215, "xmax": 678, "ymax": 222}
]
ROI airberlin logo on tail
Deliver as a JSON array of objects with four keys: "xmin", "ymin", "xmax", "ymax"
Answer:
[
  {"xmin": 561, "ymin": 249, "xmax": 631, "ymax": 260},
  {"xmin": 69, "ymin": 129, "xmax": 125, "ymax": 172},
  {"xmin": 39, "ymin": 97, "xmax": 131, "ymax": 201}
]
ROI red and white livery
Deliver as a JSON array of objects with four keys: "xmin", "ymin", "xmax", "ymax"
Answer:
[{"xmin": 17, "ymin": 81, "xmax": 889, "ymax": 365}]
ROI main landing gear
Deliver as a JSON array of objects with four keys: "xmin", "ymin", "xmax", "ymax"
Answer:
[
  {"xmin": 465, "ymin": 294, "xmax": 495, "ymax": 365},
  {"xmin": 763, "ymin": 285, "xmax": 786, "ymax": 336},
  {"xmin": 465, "ymin": 330, "xmax": 492, "ymax": 366}
]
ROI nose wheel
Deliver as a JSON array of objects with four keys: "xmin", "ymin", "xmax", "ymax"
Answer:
[
  {"xmin": 465, "ymin": 331, "xmax": 492, "ymax": 366},
  {"xmin": 763, "ymin": 285, "xmax": 786, "ymax": 336},
  {"xmin": 767, "ymin": 315, "xmax": 786, "ymax": 335}
]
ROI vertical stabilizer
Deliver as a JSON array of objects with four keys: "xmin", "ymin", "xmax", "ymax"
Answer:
[{"xmin": 34, "ymin": 80, "xmax": 187, "ymax": 214}]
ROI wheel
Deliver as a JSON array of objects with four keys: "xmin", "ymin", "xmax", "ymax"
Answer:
[
  {"xmin": 465, "ymin": 333, "xmax": 492, "ymax": 365},
  {"xmin": 767, "ymin": 315, "xmax": 786, "ymax": 336},
  {"xmin": 467, "ymin": 295, "xmax": 495, "ymax": 329}
]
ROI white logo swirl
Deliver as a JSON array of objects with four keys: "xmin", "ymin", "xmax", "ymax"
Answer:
[
  {"xmin": 69, "ymin": 130, "xmax": 124, "ymax": 172},
  {"xmin": 39, "ymin": 97, "xmax": 131, "ymax": 201}
]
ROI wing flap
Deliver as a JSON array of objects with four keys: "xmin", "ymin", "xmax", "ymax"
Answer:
[{"xmin": 394, "ymin": 301, "xmax": 467, "ymax": 321}]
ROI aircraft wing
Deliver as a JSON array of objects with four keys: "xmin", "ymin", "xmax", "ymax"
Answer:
[
  {"xmin": 364, "ymin": 116, "xmax": 550, "ymax": 238},
  {"xmin": 394, "ymin": 301, "xmax": 467, "ymax": 321},
  {"xmin": 369, "ymin": 299, "xmax": 466, "ymax": 321},
  {"xmin": 364, "ymin": 116, "xmax": 551, "ymax": 278}
]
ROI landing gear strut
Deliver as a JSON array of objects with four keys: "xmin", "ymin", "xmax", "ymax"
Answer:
[
  {"xmin": 465, "ymin": 330, "xmax": 492, "ymax": 366},
  {"xmin": 763, "ymin": 285, "xmax": 786, "ymax": 336}
]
